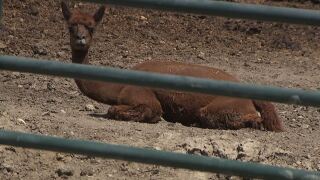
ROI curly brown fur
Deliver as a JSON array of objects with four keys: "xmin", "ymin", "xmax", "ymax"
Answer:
[{"xmin": 253, "ymin": 100, "xmax": 284, "ymax": 132}]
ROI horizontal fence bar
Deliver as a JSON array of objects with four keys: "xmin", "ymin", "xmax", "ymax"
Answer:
[
  {"xmin": 1, "ymin": 55, "xmax": 320, "ymax": 107},
  {"xmin": 81, "ymin": 0, "xmax": 320, "ymax": 26},
  {"xmin": 0, "ymin": 130, "xmax": 319, "ymax": 179}
]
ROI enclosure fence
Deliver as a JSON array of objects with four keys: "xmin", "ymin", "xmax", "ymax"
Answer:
[
  {"xmin": 80, "ymin": 0, "xmax": 320, "ymax": 26},
  {"xmin": 2, "ymin": 0, "xmax": 320, "ymax": 26},
  {"xmin": 1, "ymin": 130, "xmax": 319, "ymax": 179},
  {"xmin": 1, "ymin": 56, "xmax": 320, "ymax": 107},
  {"xmin": 0, "ymin": 0, "xmax": 320, "ymax": 179}
]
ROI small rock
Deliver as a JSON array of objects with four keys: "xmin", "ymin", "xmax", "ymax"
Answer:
[
  {"xmin": 56, "ymin": 153, "xmax": 64, "ymax": 161},
  {"xmin": 289, "ymin": 124, "xmax": 296, "ymax": 128},
  {"xmin": 12, "ymin": 72, "xmax": 21, "ymax": 77},
  {"xmin": 60, "ymin": 110, "xmax": 66, "ymax": 114},
  {"xmin": 28, "ymin": 6, "xmax": 39, "ymax": 16},
  {"xmin": 85, "ymin": 104, "xmax": 95, "ymax": 111},
  {"xmin": 140, "ymin": 16, "xmax": 147, "ymax": 21},
  {"xmin": 243, "ymin": 62, "xmax": 250, "ymax": 67},
  {"xmin": 57, "ymin": 51, "xmax": 66, "ymax": 57},
  {"xmin": 47, "ymin": 97, "xmax": 62, "ymax": 103},
  {"xmin": 302, "ymin": 124, "xmax": 309, "ymax": 129},
  {"xmin": 47, "ymin": 83, "xmax": 55, "ymax": 91},
  {"xmin": 302, "ymin": 160, "xmax": 313, "ymax": 170},
  {"xmin": 254, "ymin": 58, "xmax": 263, "ymax": 63},
  {"xmin": 0, "ymin": 41, "xmax": 7, "ymax": 49},
  {"xmin": 16, "ymin": 118, "xmax": 26, "ymax": 125},
  {"xmin": 41, "ymin": 112, "xmax": 51, "ymax": 116},
  {"xmin": 90, "ymin": 158, "xmax": 100, "ymax": 164},
  {"xmin": 32, "ymin": 45, "xmax": 48, "ymax": 55},
  {"xmin": 56, "ymin": 167, "xmax": 74, "ymax": 177},
  {"xmin": 159, "ymin": 40, "xmax": 166, "ymax": 44},
  {"xmin": 1, "ymin": 163, "xmax": 14, "ymax": 172},
  {"xmin": 303, "ymin": 154, "xmax": 311, "ymax": 159},
  {"xmin": 80, "ymin": 168, "xmax": 94, "ymax": 176},
  {"xmin": 197, "ymin": 52, "xmax": 205, "ymax": 60}
]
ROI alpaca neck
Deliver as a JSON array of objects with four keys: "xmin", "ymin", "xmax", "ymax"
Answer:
[
  {"xmin": 71, "ymin": 49, "xmax": 89, "ymax": 64},
  {"xmin": 71, "ymin": 48, "xmax": 91, "ymax": 94},
  {"xmin": 70, "ymin": 47, "xmax": 123, "ymax": 105}
]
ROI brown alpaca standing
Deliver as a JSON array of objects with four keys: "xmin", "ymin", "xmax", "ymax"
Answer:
[{"xmin": 61, "ymin": 2, "xmax": 284, "ymax": 132}]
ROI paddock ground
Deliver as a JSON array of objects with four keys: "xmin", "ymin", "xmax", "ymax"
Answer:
[{"xmin": 0, "ymin": 0, "xmax": 319, "ymax": 179}]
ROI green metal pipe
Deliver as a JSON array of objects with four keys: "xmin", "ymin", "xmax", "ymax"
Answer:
[
  {"xmin": 0, "ymin": 130, "xmax": 319, "ymax": 179},
  {"xmin": 81, "ymin": 0, "xmax": 320, "ymax": 26},
  {"xmin": 1, "ymin": 55, "xmax": 320, "ymax": 107}
]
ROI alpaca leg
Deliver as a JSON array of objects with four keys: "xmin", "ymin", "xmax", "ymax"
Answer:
[
  {"xmin": 106, "ymin": 86, "xmax": 163, "ymax": 123},
  {"xmin": 252, "ymin": 100, "xmax": 284, "ymax": 132},
  {"xmin": 107, "ymin": 104, "xmax": 161, "ymax": 123},
  {"xmin": 197, "ymin": 99, "xmax": 262, "ymax": 130}
]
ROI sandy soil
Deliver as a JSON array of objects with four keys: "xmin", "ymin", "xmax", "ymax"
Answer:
[{"xmin": 0, "ymin": 0, "xmax": 319, "ymax": 179}]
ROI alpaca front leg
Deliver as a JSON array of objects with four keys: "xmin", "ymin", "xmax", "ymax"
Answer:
[
  {"xmin": 107, "ymin": 104, "xmax": 161, "ymax": 123},
  {"xmin": 108, "ymin": 86, "xmax": 163, "ymax": 123}
]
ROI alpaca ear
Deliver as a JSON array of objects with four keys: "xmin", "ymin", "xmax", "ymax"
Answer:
[
  {"xmin": 61, "ymin": 1, "xmax": 71, "ymax": 20},
  {"xmin": 93, "ymin": 6, "xmax": 106, "ymax": 23}
]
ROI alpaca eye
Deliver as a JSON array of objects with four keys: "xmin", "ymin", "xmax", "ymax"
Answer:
[
  {"xmin": 68, "ymin": 26, "xmax": 74, "ymax": 33},
  {"xmin": 87, "ymin": 27, "xmax": 94, "ymax": 34}
]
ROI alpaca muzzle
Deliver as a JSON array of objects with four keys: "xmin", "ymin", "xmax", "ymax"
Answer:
[{"xmin": 76, "ymin": 39, "xmax": 86, "ymax": 46}]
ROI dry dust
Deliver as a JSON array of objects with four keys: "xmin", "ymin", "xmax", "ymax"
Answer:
[{"xmin": 0, "ymin": 0, "xmax": 320, "ymax": 179}]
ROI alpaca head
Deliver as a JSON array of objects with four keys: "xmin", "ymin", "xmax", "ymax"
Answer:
[{"xmin": 61, "ymin": 1, "xmax": 105, "ymax": 51}]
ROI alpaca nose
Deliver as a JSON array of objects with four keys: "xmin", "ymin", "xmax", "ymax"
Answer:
[{"xmin": 76, "ymin": 35, "xmax": 86, "ymax": 45}]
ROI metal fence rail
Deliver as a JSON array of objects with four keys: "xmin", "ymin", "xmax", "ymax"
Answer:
[
  {"xmin": 2, "ymin": 0, "xmax": 320, "ymax": 26},
  {"xmin": 81, "ymin": 0, "xmax": 320, "ymax": 26},
  {"xmin": 1, "ymin": 55, "xmax": 320, "ymax": 107},
  {"xmin": 0, "ymin": 130, "xmax": 319, "ymax": 179}
]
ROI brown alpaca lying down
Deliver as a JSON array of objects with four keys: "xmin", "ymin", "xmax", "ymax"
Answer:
[{"xmin": 61, "ymin": 2, "xmax": 284, "ymax": 132}]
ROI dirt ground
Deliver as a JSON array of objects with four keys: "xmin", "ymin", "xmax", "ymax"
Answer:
[{"xmin": 0, "ymin": 0, "xmax": 320, "ymax": 179}]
